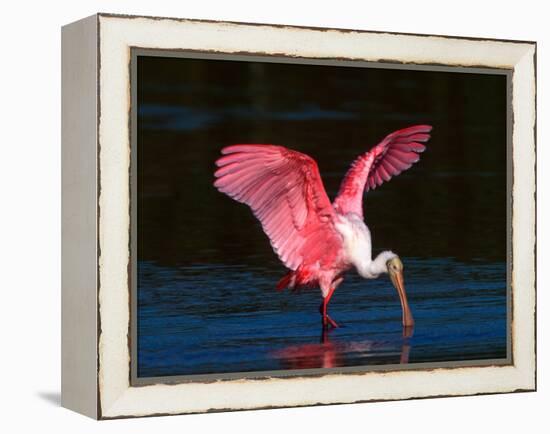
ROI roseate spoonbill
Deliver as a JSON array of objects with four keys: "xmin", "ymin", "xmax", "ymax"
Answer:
[{"xmin": 214, "ymin": 125, "xmax": 432, "ymax": 330}]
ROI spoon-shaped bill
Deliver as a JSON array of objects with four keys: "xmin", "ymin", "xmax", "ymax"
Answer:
[{"xmin": 389, "ymin": 269, "xmax": 415, "ymax": 328}]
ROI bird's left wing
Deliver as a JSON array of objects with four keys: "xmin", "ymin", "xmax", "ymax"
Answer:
[
  {"xmin": 214, "ymin": 145, "xmax": 342, "ymax": 271},
  {"xmin": 333, "ymin": 125, "xmax": 432, "ymax": 217}
]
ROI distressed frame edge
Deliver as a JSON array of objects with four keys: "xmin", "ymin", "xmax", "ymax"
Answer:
[
  {"xmin": 61, "ymin": 13, "xmax": 100, "ymax": 420},
  {"xmin": 95, "ymin": 11, "xmax": 537, "ymax": 46},
  {"xmin": 95, "ymin": 14, "xmax": 537, "ymax": 419}
]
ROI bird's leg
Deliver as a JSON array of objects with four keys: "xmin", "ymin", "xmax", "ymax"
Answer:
[{"xmin": 320, "ymin": 287, "xmax": 339, "ymax": 329}]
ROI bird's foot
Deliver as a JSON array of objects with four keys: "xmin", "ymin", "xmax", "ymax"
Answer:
[
  {"xmin": 322, "ymin": 314, "xmax": 340, "ymax": 329},
  {"xmin": 319, "ymin": 300, "xmax": 340, "ymax": 329}
]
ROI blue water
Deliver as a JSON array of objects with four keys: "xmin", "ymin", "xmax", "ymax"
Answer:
[{"xmin": 137, "ymin": 258, "xmax": 507, "ymax": 377}]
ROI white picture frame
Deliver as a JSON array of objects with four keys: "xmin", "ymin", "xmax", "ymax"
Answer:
[{"xmin": 61, "ymin": 13, "xmax": 536, "ymax": 419}]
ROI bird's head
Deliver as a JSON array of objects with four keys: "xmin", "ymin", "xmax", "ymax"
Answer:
[{"xmin": 386, "ymin": 256, "xmax": 415, "ymax": 330}]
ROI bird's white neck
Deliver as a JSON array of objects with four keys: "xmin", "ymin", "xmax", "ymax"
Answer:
[
  {"xmin": 356, "ymin": 250, "xmax": 397, "ymax": 279},
  {"xmin": 334, "ymin": 213, "xmax": 396, "ymax": 280}
]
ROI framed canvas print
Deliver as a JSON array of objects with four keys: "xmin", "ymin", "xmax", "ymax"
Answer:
[{"xmin": 61, "ymin": 13, "xmax": 536, "ymax": 419}]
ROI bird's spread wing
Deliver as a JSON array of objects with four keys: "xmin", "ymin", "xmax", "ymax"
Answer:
[
  {"xmin": 214, "ymin": 145, "xmax": 342, "ymax": 271},
  {"xmin": 333, "ymin": 125, "xmax": 432, "ymax": 217}
]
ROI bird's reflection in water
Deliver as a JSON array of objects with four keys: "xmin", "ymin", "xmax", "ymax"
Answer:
[{"xmin": 272, "ymin": 326, "xmax": 413, "ymax": 370}]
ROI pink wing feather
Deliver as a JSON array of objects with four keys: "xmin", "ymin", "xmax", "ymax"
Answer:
[
  {"xmin": 333, "ymin": 125, "xmax": 432, "ymax": 217},
  {"xmin": 214, "ymin": 145, "xmax": 343, "ymax": 271}
]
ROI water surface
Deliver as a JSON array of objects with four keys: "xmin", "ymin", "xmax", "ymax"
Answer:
[{"xmin": 138, "ymin": 259, "xmax": 506, "ymax": 377}]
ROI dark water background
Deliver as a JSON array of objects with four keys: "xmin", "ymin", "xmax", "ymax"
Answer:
[{"xmin": 137, "ymin": 55, "xmax": 508, "ymax": 378}]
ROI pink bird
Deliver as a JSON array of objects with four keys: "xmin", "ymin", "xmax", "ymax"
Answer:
[{"xmin": 214, "ymin": 125, "xmax": 432, "ymax": 330}]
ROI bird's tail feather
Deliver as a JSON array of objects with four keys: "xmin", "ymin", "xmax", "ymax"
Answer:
[{"xmin": 276, "ymin": 272, "xmax": 295, "ymax": 291}]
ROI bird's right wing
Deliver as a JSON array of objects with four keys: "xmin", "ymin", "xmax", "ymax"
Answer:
[
  {"xmin": 333, "ymin": 125, "xmax": 432, "ymax": 217},
  {"xmin": 214, "ymin": 145, "xmax": 342, "ymax": 271}
]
